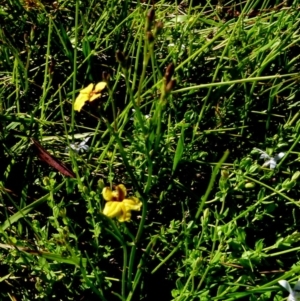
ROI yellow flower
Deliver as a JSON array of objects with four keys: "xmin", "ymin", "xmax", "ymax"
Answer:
[
  {"xmin": 74, "ymin": 82, "xmax": 107, "ymax": 112},
  {"xmin": 102, "ymin": 184, "xmax": 142, "ymax": 222}
]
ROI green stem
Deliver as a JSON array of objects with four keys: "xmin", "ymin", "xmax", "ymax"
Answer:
[
  {"xmin": 195, "ymin": 150, "xmax": 229, "ymax": 220},
  {"xmin": 71, "ymin": 0, "xmax": 79, "ymax": 140}
]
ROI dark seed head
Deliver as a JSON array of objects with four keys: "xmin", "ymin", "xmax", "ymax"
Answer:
[
  {"xmin": 102, "ymin": 71, "xmax": 110, "ymax": 82},
  {"xmin": 146, "ymin": 31, "xmax": 155, "ymax": 43},
  {"xmin": 164, "ymin": 63, "xmax": 175, "ymax": 84},
  {"xmin": 116, "ymin": 51, "xmax": 128, "ymax": 69},
  {"xmin": 155, "ymin": 21, "xmax": 164, "ymax": 35},
  {"xmin": 147, "ymin": 7, "xmax": 155, "ymax": 24},
  {"xmin": 165, "ymin": 79, "xmax": 176, "ymax": 94},
  {"xmin": 116, "ymin": 50, "xmax": 126, "ymax": 63}
]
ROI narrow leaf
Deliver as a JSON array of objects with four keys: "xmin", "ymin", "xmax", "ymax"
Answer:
[
  {"xmin": 172, "ymin": 127, "xmax": 185, "ymax": 174},
  {"xmin": 31, "ymin": 138, "xmax": 75, "ymax": 178}
]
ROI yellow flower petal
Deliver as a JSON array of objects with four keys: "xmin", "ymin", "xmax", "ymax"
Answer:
[
  {"xmin": 102, "ymin": 187, "xmax": 117, "ymax": 201},
  {"xmin": 123, "ymin": 197, "xmax": 142, "ymax": 211},
  {"xmin": 103, "ymin": 201, "xmax": 123, "ymax": 219},
  {"xmin": 74, "ymin": 93, "xmax": 89, "ymax": 112},
  {"xmin": 102, "ymin": 202, "xmax": 132, "ymax": 222},
  {"xmin": 89, "ymin": 93, "xmax": 102, "ymax": 102},
  {"xmin": 116, "ymin": 184, "xmax": 127, "ymax": 200},
  {"xmin": 94, "ymin": 82, "xmax": 107, "ymax": 92},
  {"xmin": 102, "ymin": 184, "xmax": 142, "ymax": 222},
  {"xmin": 102, "ymin": 184, "xmax": 127, "ymax": 202},
  {"xmin": 118, "ymin": 203, "xmax": 132, "ymax": 222},
  {"xmin": 80, "ymin": 83, "xmax": 94, "ymax": 94},
  {"xmin": 74, "ymin": 83, "xmax": 94, "ymax": 112}
]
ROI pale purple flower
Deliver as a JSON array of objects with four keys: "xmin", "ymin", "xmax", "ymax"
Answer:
[
  {"xmin": 279, "ymin": 280, "xmax": 300, "ymax": 301},
  {"xmin": 66, "ymin": 137, "xmax": 91, "ymax": 153},
  {"xmin": 254, "ymin": 148, "xmax": 285, "ymax": 169}
]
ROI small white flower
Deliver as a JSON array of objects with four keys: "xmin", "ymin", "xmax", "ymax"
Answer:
[
  {"xmin": 65, "ymin": 137, "xmax": 91, "ymax": 153},
  {"xmin": 254, "ymin": 148, "xmax": 284, "ymax": 169},
  {"xmin": 279, "ymin": 279, "xmax": 300, "ymax": 301}
]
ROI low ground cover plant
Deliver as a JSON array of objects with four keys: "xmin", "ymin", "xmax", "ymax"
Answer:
[{"xmin": 1, "ymin": 0, "xmax": 300, "ymax": 300}]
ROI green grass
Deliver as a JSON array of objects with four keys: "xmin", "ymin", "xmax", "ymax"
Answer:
[{"xmin": 1, "ymin": 0, "xmax": 300, "ymax": 300}]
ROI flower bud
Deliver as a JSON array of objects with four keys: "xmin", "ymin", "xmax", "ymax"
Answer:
[
  {"xmin": 43, "ymin": 177, "xmax": 50, "ymax": 186},
  {"xmin": 245, "ymin": 182, "xmax": 256, "ymax": 189},
  {"xmin": 59, "ymin": 208, "xmax": 67, "ymax": 218},
  {"xmin": 98, "ymin": 179, "xmax": 105, "ymax": 190},
  {"xmin": 221, "ymin": 169, "xmax": 229, "ymax": 179},
  {"xmin": 82, "ymin": 186, "xmax": 89, "ymax": 194},
  {"xmin": 292, "ymin": 171, "xmax": 300, "ymax": 182},
  {"xmin": 202, "ymin": 208, "xmax": 209, "ymax": 224},
  {"xmin": 282, "ymin": 178, "xmax": 296, "ymax": 190}
]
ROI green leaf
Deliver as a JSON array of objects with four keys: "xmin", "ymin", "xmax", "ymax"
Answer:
[{"xmin": 172, "ymin": 127, "xmax": 185, "ymax": 174}]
